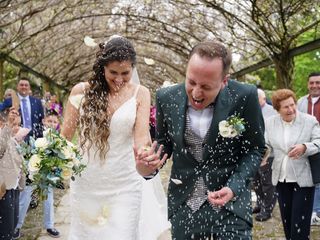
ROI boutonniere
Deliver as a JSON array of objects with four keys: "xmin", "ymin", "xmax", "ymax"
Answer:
[{"xmin": 219, "ymin": 114, "xmax": 246, "ymax": 138}]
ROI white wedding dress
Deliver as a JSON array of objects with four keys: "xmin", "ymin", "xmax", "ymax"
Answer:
[{"xmin": 68, "ymin": 86, "xmax": 170, "ymax": 240}]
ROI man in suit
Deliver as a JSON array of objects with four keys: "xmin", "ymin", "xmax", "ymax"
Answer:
[
  {"xmin": 297, "ymin": 72, "xmax": 320, "ymax": 225},
  {"xmin": 135, "ymin": 41, "xmax": 265, "ymax": 239},
  {"xmin": 13, "ymin": 78, "xmax": 60, "ymax": 239},
  {"xmin": 16, "ymin": 78, "xmax": 44, "ymax": 140}
]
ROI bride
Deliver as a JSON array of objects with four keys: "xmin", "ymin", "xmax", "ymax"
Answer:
[{"xmin": 61, "ymin": 36, "xmax": 170, "ymax": 240}]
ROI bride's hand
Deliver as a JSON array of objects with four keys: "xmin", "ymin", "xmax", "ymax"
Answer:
[{"xmin": 134, "ymin": 141, "xmax": 168, "ymax": 176}]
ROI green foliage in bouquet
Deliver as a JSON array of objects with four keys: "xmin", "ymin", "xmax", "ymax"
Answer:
[{"xmin": 18, "ymin": 128, "xmax": 86, "ymax": 200}]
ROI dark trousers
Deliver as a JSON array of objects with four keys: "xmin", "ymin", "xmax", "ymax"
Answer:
[
  {"xmin": 276, "ymin": 182, "xmax": 314, "ymax": 240},
  {"xmin": 252, "ymin": 157, "xmax": 277, "ymax": 214},
  {"xmin": 171, "ymin": 202, "xmax": 251, "ymax": 240},
  {"xmin": 0, "ymin": 189, "xmax": 19, "ymax": 240}
]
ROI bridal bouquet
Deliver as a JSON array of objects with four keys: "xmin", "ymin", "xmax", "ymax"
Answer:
[{"xmin": 18, "ymin": 128, "xmax": 86, "ymax": 200}]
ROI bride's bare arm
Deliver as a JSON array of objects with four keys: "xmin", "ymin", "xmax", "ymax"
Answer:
[
  {"xmin": 61, "ymin": 82, "xmax": 88, "ymax": 141},
  {"xmin": 133, "ymin": 86, "xmax": 151, "ymax": 148}
]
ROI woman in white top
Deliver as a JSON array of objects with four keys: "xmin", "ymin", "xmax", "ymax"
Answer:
[
  {"xmin": 265, "ymin": 89, "xmax": 320, "ymax": 240},
  {"xmin": 61, "ymin": 36, "xmax": 170, "ymax": 240}
]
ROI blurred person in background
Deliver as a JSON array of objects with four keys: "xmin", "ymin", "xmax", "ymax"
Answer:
[
  {"xmin": 252, "ymin": 89, "xmax": 278, "ymax": 222},
  {"xmin": 297, "ymin": 72, "xmax": 320, "ymax": 225}
]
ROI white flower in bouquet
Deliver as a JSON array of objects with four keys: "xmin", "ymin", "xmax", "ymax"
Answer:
[
  {"xmin": 43, "ymin": 129, "xmax": 51, "ymax": 137},
  {"xmin": 20, "ymin": 129, "xmax": 86, "ymax": 201},
  {"xmin": 34, "ymin": 137, "xmax": 49, "ymax": 149},
  {"xmin": 61, "ymin": 168, "xmax": 73, "ymax": 180},
  {"xmin": 28, "ymin": 170, "xmax": 37, "ymax": 181},
  {"xmin": 28, "ymin": 154, "xmax": 41, "ymax": 172},
  {"xmin": 66, "ymin": 161, "xmax": 74, "ymax": 168},
  {"xmin": 66, "ymin": 140, "xmax": 75, "ymax": 148},
  {"xmin": 72, "ymin": 157, "xmax": 81, "ymax": 166},
  {"xmin": 63, "ymin": 146, "xmax": 75, "ymax": 159}
]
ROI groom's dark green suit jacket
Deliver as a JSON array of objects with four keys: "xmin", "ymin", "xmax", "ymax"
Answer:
[{"xmin": 156, "ymin": 80, "xmax": 265, "ymax": 227}]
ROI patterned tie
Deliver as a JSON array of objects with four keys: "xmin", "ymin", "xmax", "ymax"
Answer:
[{"xmin": 21, "ymin": 98, "xmax": 32, "ymax": 129}]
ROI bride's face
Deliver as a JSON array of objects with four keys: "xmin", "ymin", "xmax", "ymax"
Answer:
[{"xmin": 104, "ymin": 60, "xmax": 133, "ymax": 93}]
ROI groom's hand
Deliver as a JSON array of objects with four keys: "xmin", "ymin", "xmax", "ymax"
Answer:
[
  {"xmin": 207, "ymin": 187, "xmax": 235, "ymax": 207},
  {"xmin": 134, "ymin": 141, "xmax": 168, "ymax": 177}
]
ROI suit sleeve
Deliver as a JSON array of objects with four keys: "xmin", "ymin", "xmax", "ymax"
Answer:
[
  {"xmin": 155, "ymin": 90, "xmax": 173, "ymax": 158},
  {"xmin": 226, "ymin": 87, "xmax": 266, "ymax": 197},
  {"xmin": 34, "ymin": 99, "xmax": 45, "ymax": 138}
]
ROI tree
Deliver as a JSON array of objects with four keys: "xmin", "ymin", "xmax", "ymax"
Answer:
[
  {"xmin": 0, "ymin": 0, "xmax": 319, "ymax": 95},
  {"xmin": 193, "ymin": 0, "xmax": 320, "ymax": 89}
]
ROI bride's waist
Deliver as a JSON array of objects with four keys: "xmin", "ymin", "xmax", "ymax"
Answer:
[{"xmin": 72, "ymin": 169, "xmax": 142, "ymax": 191}]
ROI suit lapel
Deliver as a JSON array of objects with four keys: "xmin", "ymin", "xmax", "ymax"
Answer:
[
  {"xmin": 206, "ymin": 86, "xmax": 231, "ymax": 148},
  {"xmin": 170, "ymin": 86, "xmax": 188, "ymax": 148},
  {"xmin": 29, "ymin": 97, "xmax": 35, "ymax": 124},
  {"xmin": 202, "ymin": 87, "xmax": 232, "ymax": 161}
]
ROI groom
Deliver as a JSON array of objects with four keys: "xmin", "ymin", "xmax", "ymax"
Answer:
[{"xmin": 135, "ymin": 41, "xmax": 265, "ymax": 239}]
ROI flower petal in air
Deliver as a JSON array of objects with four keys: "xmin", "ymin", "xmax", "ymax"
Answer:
[
  {"xmin": 144, "ymin": 57, "xmax": 155, "ymax": 65},
  {"xmin": 84, "ymin": 36, "xmax": 97, "ymax": 47},
  {"xmin": 171, "ymin": 178, "xmax": 183, "ymax": 185}
]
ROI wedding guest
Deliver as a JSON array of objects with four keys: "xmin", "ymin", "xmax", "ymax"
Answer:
[
  {"xmin": 4, "ymin": 88, "xmax": 14, "ymax": 99},
  {"xmin": 16, "ymin": 77, "xmax": 44, "ymax": 140},
  {"xmin": 149, "ymin": 105, "xmax": 156, "ymax": 141},
  {"xmin": 0, "ymin": 100, "xmax": 25, "ymax": 240},
  {"xmin": 135, "ymin": 40, "xmax": 265, "ymax": 239},
  {"xmin": 13, "ymin": 77, "xmax": 46, "ymax": 239},
  {"xmin": 266, "ymin": 89, "xmax": 320, "ymax": 240},
  {"xmin": 297, "ymin": 72, "xmax": 320, "ymax": 225},
  {"xmin": 42, "ymin": 92, "xmax": 51, "ymax": 110},
  {"xmin": 14, "ymin": 110, "xmax": 60, "ymax": 239},
  {"xmin": 47, "ymin": 94, "xmax": 63, "ymax": 117},
  {"xmin": 252, "ymin": 88, "xmax": 278, "ymax": 221}
]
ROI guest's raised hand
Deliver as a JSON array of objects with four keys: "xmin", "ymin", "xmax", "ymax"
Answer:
[{"xmin": 7, "ymin": 107, "xmax": 19, "ymax": 128}]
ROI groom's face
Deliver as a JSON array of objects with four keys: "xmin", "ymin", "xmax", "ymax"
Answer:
[{"xmin": 185, "ymin": 54, "xmax": 227, "ymax": 110}]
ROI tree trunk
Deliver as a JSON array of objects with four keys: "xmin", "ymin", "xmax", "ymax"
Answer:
[{"xmin": 272, "ymin": 53, "xmax": 294, "ymax": 89}]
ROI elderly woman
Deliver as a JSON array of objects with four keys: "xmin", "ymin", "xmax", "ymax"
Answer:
[{"xmin": 265, "ymin": 89, "xmax": 320, "ymax": 240}]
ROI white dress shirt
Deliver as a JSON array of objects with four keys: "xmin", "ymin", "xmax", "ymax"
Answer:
[
  {"xmin": 145, "ymin": 102, "xmax": 214, "ymax": 179},
  {"xmin": 187, "ymin": 102, "xmax": 213, "ymax": 139},
  {"xmin": 279, "ymin": 119, "xmax": 297, "ymax": 182},
  {"xmin": 18, "ymin": 94, "xmax": 31, "ymax": 128}
]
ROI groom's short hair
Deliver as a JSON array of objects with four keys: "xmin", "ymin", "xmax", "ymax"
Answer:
[{"xmin": 189, "ymin": 41, "xmax": 232, "ymax": 76}]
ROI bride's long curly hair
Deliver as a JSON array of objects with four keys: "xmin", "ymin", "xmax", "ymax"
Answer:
[{"xmin": 80, "ymin": 36, "xmax": 136, "ymax": 159}]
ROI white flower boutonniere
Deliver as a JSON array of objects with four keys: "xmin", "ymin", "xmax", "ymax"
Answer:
[{"xmin": 219, "ymin": 115, "xmax": 246, "ymax": 138}]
